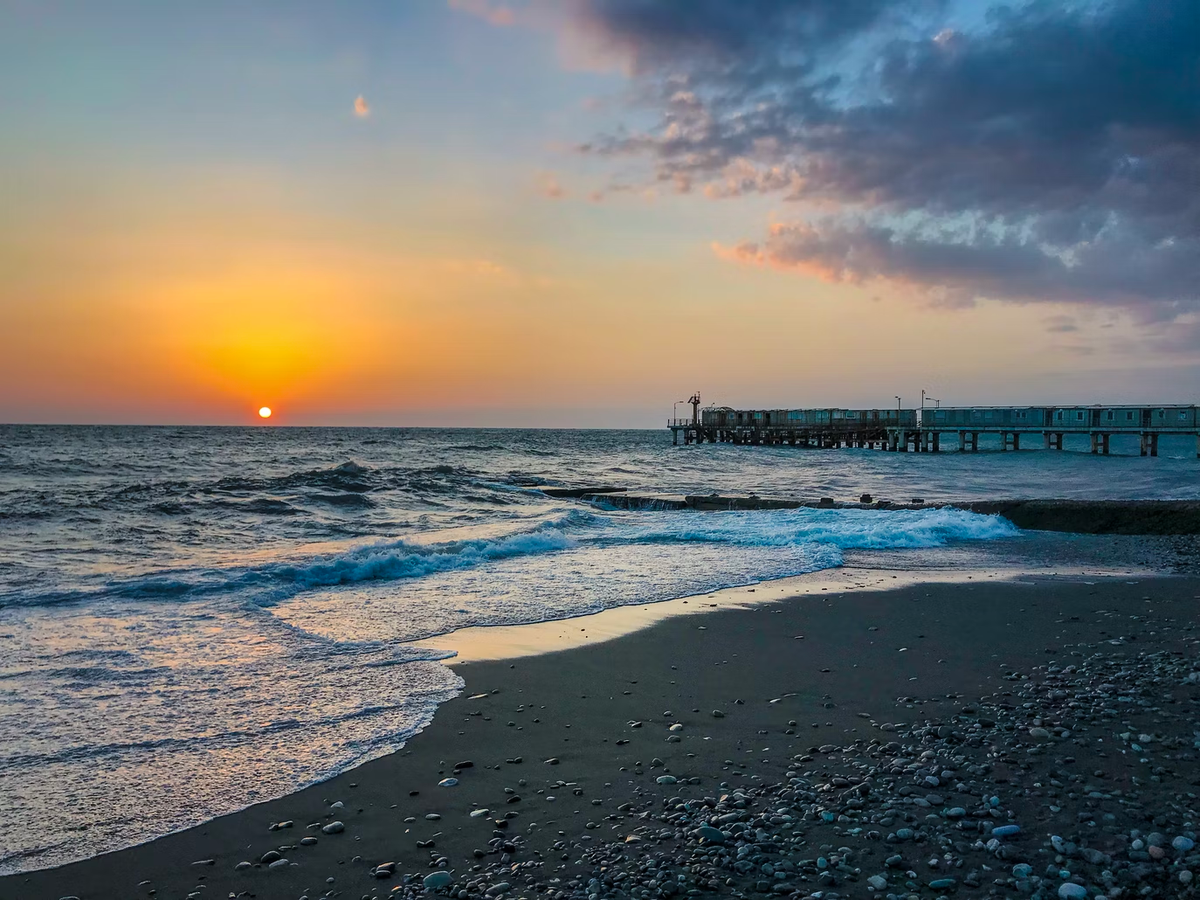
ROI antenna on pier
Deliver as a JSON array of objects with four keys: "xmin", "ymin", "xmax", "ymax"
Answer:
[{"xmin": 688, "ymin": 392, "xmax": 701, "ymax": 424}]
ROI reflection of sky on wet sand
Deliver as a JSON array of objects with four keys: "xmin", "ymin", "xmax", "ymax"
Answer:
[{"xmin": 410, "ymin": 552, "xmax": 1155, "ymax": 665}]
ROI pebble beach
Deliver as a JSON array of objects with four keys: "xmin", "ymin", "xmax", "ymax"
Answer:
[{"xmin": 8, "ymin": 572, "xmax": 1200, "ymax": 900}]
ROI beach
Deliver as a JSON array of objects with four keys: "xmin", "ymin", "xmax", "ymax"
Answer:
[{"xmin": 8, "ymin": 570, "xmax": 1200, "ymax": 900}]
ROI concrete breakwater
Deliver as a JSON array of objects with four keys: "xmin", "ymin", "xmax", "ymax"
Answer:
[{"xmin": 546, "ymin": 488, "xmax": 1200, "ymax": 535}]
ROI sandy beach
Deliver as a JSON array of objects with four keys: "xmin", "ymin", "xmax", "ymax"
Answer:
[{"xmin": 7, "ymin": 570, "xmax": 1200, "ymax": 900}]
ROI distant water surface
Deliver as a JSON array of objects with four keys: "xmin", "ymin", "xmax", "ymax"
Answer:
[{"xmin": 0, "ymin": 425, "xmax": 1195, "ymax": 873}]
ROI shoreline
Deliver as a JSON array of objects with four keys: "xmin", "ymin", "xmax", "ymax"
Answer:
[
  {"xmin": 411, "ymin": 560, "xmax": 1155, "ymax": 665},
  {"xmin": 6, "ymin": 565, "xmax": 1199, "ymax": 900}
]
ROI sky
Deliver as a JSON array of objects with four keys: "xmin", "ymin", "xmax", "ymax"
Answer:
[{"xmin": 1, "ymin": 0, "xmax": 1198, "ymax": 426}]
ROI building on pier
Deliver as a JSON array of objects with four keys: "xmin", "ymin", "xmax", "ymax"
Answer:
[{"xmin": 669, "ymin": 404, "xmax": 1200, "ymax": 457}]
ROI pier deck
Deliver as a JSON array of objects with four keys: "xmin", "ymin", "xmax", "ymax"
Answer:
[{"xmin": 669, "ymin": 404, "xmax": 1200, "ymax": 457}]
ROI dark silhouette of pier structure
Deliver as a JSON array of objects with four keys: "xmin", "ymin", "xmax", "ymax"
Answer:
[{"xmin": 668, "ymin": 401, "xmax": 1200, "ymax": 457}]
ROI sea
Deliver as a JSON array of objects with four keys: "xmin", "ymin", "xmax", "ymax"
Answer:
[{"xmin": 1, "ymin": 425, "xmax": 1197, "ymax": 874}]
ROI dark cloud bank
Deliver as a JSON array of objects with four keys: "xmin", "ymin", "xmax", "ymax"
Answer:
[{"xmin": 569, "ymin": 0, "xmax": 1200, "ymax": 326}]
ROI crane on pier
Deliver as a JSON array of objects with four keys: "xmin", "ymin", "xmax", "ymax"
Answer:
[{"xmin": 688, "ymin": 392, "xmax": 701, "ymax": 425}]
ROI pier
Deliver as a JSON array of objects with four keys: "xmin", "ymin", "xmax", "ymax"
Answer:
[{"xmin": 668, "ymin": 397, "xmax": 1200, "ymax": 457}]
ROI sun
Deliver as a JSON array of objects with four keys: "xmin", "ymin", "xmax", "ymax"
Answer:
[{"xmin": 258, "ymin": 406, "xmax": 272, "ymax": 419}]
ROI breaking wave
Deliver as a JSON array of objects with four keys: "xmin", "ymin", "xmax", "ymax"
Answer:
[{"xmin": 0, "ymin": 506, "xmax": 1016, "ymax": 610}]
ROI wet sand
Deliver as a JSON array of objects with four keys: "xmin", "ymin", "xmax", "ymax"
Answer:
[{"xmin": 5, "ymin": 573, "xmax": 1200, "ymax": 900}]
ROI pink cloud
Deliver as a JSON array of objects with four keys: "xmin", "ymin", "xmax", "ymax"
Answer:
[{"xmin": 536, "ymin": 171, "xmax": 567, "ymax": 199}]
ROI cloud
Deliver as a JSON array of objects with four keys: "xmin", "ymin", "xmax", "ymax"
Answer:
[
  {"xmin": 354, "ymin": 95, "xmax": 370, "ymax": 118},
  {"xmin": 536, "ymin": 171, "xmax": 567, "ymax": 199},
  {"xmin": 448, "ymin": 0, "xmax": 516, "ymax": 27},
  {"xmin": 716, "ymin": 217, "xmax": 1200, "ymax": 310},
  {"xmin": 1043, "ymin": 315, "xmax": 1079, "ymax": 334},
  {"xmin": 561, "ymin": 0, "xmax": 1200, "ymax": 326}
]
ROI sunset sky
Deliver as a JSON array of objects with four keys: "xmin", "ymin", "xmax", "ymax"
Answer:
[{"xmin": 2, "ymin": 0, "xmax": 1198, "ymax": 426}]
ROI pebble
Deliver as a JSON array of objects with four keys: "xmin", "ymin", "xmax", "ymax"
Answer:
[
  {"xmin": 438, "ymin": 777, "xmax": 459, "ymax": 787},
  {"xmin": 267, "ymin": 858, "xmax": 289, "ymax": 869},
  {"xmin": 423, "ymin": 871, "xmax": 453, "ymax": 889},
  {"xmin": 149, "ymin": 602, "xmax": 1200, "ymax": 900},
  {"xmin": 321, "ymin": 821, "xmax": 344, "ymax": 834}
]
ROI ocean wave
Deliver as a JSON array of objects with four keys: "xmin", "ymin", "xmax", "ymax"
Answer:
[
  {"xmin": 307, "ymin": 492, "xmax": 377, "ymax": 508},
  {"xmin": 262, "ymin": 529, "xmax": 576, "ymax": 592},
  {"xmin": 214, "ymin": 460, "xmax": 376, "ymax": 494},
  {"xmin": 611, "ymin": 507, "xmax": 1019, "ymax": 550},
  {"xmin": 0, "ymin": 507, "xmax": 1015, "ymax": 610}
]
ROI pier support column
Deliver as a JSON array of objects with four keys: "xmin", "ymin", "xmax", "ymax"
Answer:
[
  {"xmin": 1102, "ymin": 434, "xmax": 1111, "ymax": 455},
  {"xmin": 971, "ymin": 432, "xmax": 979, "ymax": 452},
  {"xmin": 1091, "ymin": 433, "xmax": 1100, "ymax": 454},
  {"xmin": 1044, "ymin": 432, "xmax": 1052, "ymax": 451},
  {"xmin": 932, "ymin": 432, "xmax": 940, "ymax": 453},
  {"xmin": 1140, "ymin": 433, "xmax": 1149, "ymax": 456},
  {"xmin": 1000, "ymin": 432, "xmax": 1008, "ymax": 451},
  {"xmin": 1150, "ymin": 433, "xmax": 1159, "ymax": 457},
  {"xmin": 958, "ymin": 431, "xmax": 967, "ymax": 452},
  {"xmin": 1012, "ymin": 433, "xmax": 1020, "ymax": 451}
]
